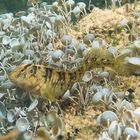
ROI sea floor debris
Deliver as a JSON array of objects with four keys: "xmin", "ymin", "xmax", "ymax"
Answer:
[{"xmin": 0, "ymin": 1, "xmax": 140, "ymax": 140}]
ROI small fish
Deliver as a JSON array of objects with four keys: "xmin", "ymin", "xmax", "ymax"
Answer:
[
  {"xmin": 27, "ymin": 0, "xmax": 42, "ymax": 6},
  {"xmin": 9, "ymin": 64, "xmax": 73, "ymax": 101},
  {"xmin": 8, "ymin": 48, "xmax": 112, "ymax": 101},
  {"xmin": 9, "ymin": 48, "xmax": 139, "ymax": 101},
  {"xmin": 15, "ymin": 11, "xmax": 26, "ymax": 17}
]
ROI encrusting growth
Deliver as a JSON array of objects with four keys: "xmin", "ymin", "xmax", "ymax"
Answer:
[{"xmin": 9, "ymin": 47, "xmax": 140, "ymax": 101}]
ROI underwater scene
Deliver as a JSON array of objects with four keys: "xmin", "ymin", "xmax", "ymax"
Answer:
[{"xmin": 0, "ymin": 0, "xmax": 140, "ymax": 139}]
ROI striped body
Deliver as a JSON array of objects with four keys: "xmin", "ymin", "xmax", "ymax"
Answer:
[
  {"xmin": 9, "ymin": 48, "xmax": 136, "ymax": 101},
  {"xmin": 8, "ymin": 48, "xmax": 115, "ymax": 101},
  {"xmin": 9, "ymin": 64, "xmax": 74, "ymax": 101}
]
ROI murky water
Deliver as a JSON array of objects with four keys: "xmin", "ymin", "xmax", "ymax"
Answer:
[{"xmin": 0, "ymin": 0, "xmax": 112, "ymax": 14}]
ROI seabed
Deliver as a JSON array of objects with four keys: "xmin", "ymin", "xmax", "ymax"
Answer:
[{"xmin": 0, "ymin": 1, "xmax": 140, "ymax": 140}]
